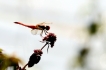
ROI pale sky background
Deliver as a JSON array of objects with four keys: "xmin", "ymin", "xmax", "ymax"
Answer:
[{"xmin": 0, "ymin": 0, "xmax": 106, "ymax": 70}]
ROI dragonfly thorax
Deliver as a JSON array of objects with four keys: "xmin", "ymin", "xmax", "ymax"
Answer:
[{"xmin": 37, "ymin": 25, "xmax": 46, "ymax": 30}]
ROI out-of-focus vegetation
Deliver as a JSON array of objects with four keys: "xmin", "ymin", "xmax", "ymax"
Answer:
[
  {"xmin": 67, "ymin": 18, "xmax": 104, "ymax": 70},
  {"xmin": 67, "ymin": 0, "xmax": 106, "ymax": 70},
  {"xmin": 0, "ymin": 48, "xmax": 23, "ymax": 70}
]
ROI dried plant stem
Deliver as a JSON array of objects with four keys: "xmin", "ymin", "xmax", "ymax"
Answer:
[
  {"xmin": 41, "ymin": 43, "xmax": 48, "ymax": 50},
  {"xmin": 21, "ymin": 63, "xmax": 28, "ymax": 70},
  {"xmin": 47, "ymin": 44, "xmax": 49, "ymax": 53}
]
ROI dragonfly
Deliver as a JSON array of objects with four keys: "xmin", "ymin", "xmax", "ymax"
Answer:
[{"xmin": 14, "ymin": 22, "xmax": 52, "ymax": 37}]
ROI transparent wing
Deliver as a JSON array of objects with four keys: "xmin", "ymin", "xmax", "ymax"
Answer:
[
  {"xmin": 31, "ymin": 29, "xmax": 42, "ymax": 35},
  {"xmin": 37, "ymin": 22, "xmax": 52, "ymax": 26},
  {"xmin": 31, "ymin": 29, "xmax": 38, "ymax": 35}
]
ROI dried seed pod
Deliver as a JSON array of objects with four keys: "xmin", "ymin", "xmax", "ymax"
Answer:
[
  {"xmin": 40, "ymin": 33, "xmax": 57, "ymax": 52},
  {"xmin": 28, "ymin": 49, "xmax": 43, "ymax": 67}
]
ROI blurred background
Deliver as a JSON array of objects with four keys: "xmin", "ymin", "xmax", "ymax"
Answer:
[{"xmin": 0, "ymin": 0, "xmax": 106, "ymax": 70}]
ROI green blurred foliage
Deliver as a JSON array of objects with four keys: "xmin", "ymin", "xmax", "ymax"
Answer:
[
  {"xmin": 71, "ymin": 48, "xmax": 89, "ymax": 69},
  {"xmin": 0, "ymin": 48, "xmax": 22, "ymax": 70},
  {"xmin": 78, "ymin": 48, "xmax": 89, "ymax": 67},
  {"xmin": 88, "ymin": 22, "xmax": 100, "ymax": 35}
]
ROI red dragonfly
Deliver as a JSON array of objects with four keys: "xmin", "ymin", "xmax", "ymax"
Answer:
[
  {"xmin": 40, "ymin": 33, "xmax": 57, "ymax": 53},
  {"xmin": 14, "ymin": 22, "xmax": 51, "ymax": 37}
]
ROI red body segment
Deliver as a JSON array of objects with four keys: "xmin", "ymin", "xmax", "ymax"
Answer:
[{"xmin": 14, "ymin": 22, "xmax": 37, "ymax": 29}]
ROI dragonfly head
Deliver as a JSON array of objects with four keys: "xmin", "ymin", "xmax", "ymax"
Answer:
[{"xmin": 46, "ymin": 25, "xmax": 50, "ymax": 30}]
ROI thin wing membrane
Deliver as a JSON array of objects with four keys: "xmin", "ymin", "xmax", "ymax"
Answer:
[
  {"xmin": 31, "ymin": 29, "xmax": 42, "ymax": 35},
  {"xmin": 31, "ymin": 29, "xmax": 38, "ymax": 35}
]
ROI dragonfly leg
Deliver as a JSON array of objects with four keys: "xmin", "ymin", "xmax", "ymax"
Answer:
[
  {"xmin": 44, "ymin": 30, "xmax": 47, "ymax": 35},
  {"xmin": 46, "ymin": 30, "xmax": 48, "ymax": 33},
  {"xmin": 40, "ymin": 30, "xmax": 43, "ymax": 37},
  {"xmin": 44, "ymin": 30, "xmax": 48, "ymax": 35}
]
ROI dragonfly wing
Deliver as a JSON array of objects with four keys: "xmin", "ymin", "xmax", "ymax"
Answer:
[
  {"xmin": 37, "ymin": 22, "xmax": 52, "ymax": 26},
  {"xmin": 31, "ymin": 29, "xmax": 38, "ymax": 35},
  {"xmin": 31, "ymin": 29, "xmax": 42, "ymax": 35}
]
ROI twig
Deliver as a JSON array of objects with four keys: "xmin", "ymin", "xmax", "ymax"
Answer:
[
  {"xmin": 21, "ymin": 63, "xmax": 28, "ymax": 70},
  {"xmin": 47, "ymin": 44, "xmax": 49, "ymax": 53},
  {"xmin": 41, "ymin": 43, "xmax": 48, "ymax": 50}
]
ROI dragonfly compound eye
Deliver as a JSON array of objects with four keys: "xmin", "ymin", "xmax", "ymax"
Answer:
[{"xmin": 46, "ymin": 26, "xmax": 50, "ymax": 30}]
